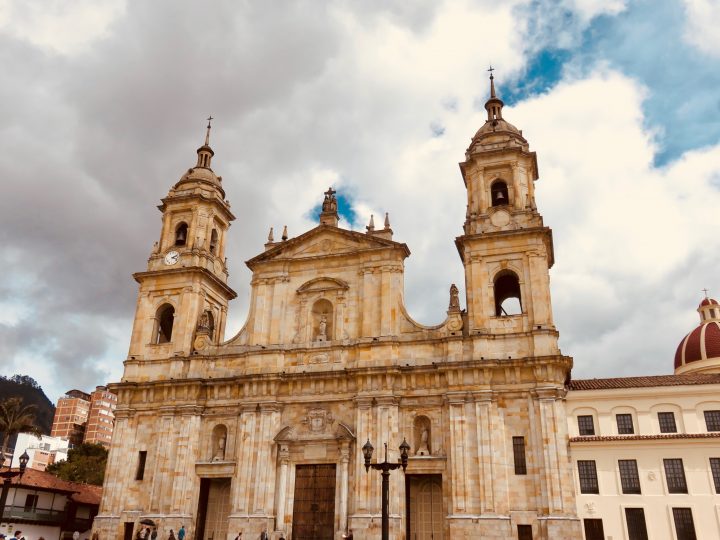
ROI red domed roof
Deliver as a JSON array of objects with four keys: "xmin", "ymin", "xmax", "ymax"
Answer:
[
  {"xmin": 675, "ymin": 321, "xmax": 720, "ymax": 370},
  {"xmin": 700, "ymin": 297, "xmax": 719, "ymax": 307}
]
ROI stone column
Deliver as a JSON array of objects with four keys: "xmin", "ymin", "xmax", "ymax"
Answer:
[
  {"xmin": 536, "ymin": 389, "xmax": 563, "ymax": 514},
  {"xmin": 353, "ymin": 397, "xmax": 374, "ymax": 512},
  {"xmin": 473, "ymin": 391, "xmax": 495, "ymax": 514},
  {"xmin": 254, "ymin": 402, "xmax": 281, "ymax": 514},
  {"xmin": 275, "ymin": 444, "xmax": 290, "ymax": 531},
  {"xmin": 447, "ymin": 393, "xmax": 468, "ymax": 513},
  {"xmin": 233, "ymin": 404, "xmax": 259, "ymax": 514},
  {"xmin": 360, "ymin": 269, "xmax": 373, "ymax": 337},
  {"xmin": 379, "ymin": 268, "xmax": 391, "ymax": 336},
  {"xmin": 339, "ymin": 441, "xmax": 350, "ymax": 534}
]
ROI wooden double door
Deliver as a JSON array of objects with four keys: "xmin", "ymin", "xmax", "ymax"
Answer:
[
  {"xmin": 407, "ymin": 475, "xmax": 444, "ymax": 540},
  {"xmin": 291, "ymin": 464, "xmax": 337, "ymax": 540}
]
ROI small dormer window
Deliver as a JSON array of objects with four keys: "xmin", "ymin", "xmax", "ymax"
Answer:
[
  {"xmin": 175, "ymin": 223, "xmax": 188, "ymax": 246},
  {"xmin": 491, "ymin": 180, "xmax": 509, "ymax": 207},
  {"xmin": 210, "ymin": 229, "xmax": 218, "ymax": 255}
]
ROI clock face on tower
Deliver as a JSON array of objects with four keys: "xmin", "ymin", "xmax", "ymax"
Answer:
[{"xmin": 164, "ymin": 250, "xmax": 180, "ymax": 265}]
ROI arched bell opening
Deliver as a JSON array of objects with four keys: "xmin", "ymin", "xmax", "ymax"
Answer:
[
  {"xmin": 155, "ymin": 304, "xmax": 175, "ymax": 344},
  {"xmin": 175, "ymin": 222, "xmax": 188, "ymax": 246},
  {"xmin": 490, "ymin": 180, "xmax": 509, "ymax": 207},
  {"xmin": 494, "ymin": 271, "xmax": 522, "ymax": 316},
  {"xmin": 209, "ymin": 229, "xmax": 218, "ymax": 254}
]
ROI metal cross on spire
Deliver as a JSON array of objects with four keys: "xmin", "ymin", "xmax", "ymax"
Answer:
[
  {"xmin": 487, "ymin": 65, "xmax": 497, "ymax": 98},
  {"xmin": 702, "ymin": 288, "xmax": 710, "ymax": 298},
  {"xmin": 205, "ymin": 115, "xmax": 213, "ymax": 145}
]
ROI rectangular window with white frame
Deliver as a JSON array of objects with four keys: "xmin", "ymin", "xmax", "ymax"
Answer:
[
  {"xmin": 616, "ymin": 413, "xmax": 634, "ymax": 434},
  {"xmin": 704, "ymin": 410, "xmax": 720, "ymax": 431},
  {"xmin": 658, "ymin": 411, "xmax": 677, "ymax": 433},
  {"xmin": 619, "ymin": 459, "xmax": 641, "ymax": 494},
  {"xmin": 664, "ymin": 458, "xmax": 688, "ymax": 494}
]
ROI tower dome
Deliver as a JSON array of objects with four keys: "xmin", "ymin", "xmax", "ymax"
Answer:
[{"xmin": 674, "ymin": 295, "xmax": 720, "ymax": 374}]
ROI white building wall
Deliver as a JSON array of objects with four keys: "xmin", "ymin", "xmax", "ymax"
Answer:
[{"xmin": 566, "ymin": 382, "xmax": 720, "ymax": 540}]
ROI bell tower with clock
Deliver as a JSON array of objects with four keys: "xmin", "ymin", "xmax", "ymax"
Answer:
[{"xmin": 125, "ymin": 119, "xmax": 237, "ymax": 372}]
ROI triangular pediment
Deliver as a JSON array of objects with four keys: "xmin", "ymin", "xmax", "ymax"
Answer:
[{"xmin": 246, "ymin": 225, "xmax": 409, "ymax": 268}]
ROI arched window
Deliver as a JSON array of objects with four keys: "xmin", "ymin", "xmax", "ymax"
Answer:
[
  {"xmin": 155, "ymin": 304, "xmax": 175, "ymax": 343},
  {"xmin": 209, "ymin": 229, "xmax": 218, "ymax": 255},
  {"xmin": 490, "ymin": 180, "xmax": 509, "ymax": 207},
  {"xmin": 494, "ymin": 271, "xmax": 522, "ymax": 316},
  {"xmin": 175, "ymin": 223, "xmax": 188, "ymax": 246}
]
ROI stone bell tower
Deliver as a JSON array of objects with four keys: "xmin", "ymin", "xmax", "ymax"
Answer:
[
  {"xmin": 456, "ymin": 72, "xmax": 558, "ymax": 358},
  {"xmin": 125, "ymin": 119, "xmax": 237, "ymax": 374}
]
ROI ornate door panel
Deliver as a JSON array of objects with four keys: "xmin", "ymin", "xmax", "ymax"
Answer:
[
  {"xmin": 291, "ymin": 464, "xmax": 337, "ymax": 540},
  {"xmin": 408, "ymin": 475, "xmax": 443, "ymax": 540}
]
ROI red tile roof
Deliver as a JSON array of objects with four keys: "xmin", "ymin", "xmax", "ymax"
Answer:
[
  {"xmin": 571, "ymin": 433, "xmax": 720, "ymax": 442},
  {"xmin": 569, "ymin": 372, "xmax": 720, "ymax": 391},
  {"xmin": 8, "ymin": 468, "xmax": 102, "ymax": 505}
]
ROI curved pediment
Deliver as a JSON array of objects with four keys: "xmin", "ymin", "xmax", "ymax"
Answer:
[{"xmin": 297, "ymin": 276, "xmax": 350, "ymax": 294}]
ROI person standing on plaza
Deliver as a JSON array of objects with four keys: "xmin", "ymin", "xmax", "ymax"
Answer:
[
  {"xmin": 177, "ymin": 526, "xmax": 185, "ymax": 540},
  {"xmin": 168, "ymin": 530, "xmax": 175, "ymax": 540}
]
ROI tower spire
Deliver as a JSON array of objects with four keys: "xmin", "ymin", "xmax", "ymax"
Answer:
[
  {"xmin": 205, "ymin": 115, "xmax": 213, "ymax": 146},
  {"xmin": 196, "ymin": 116, "xmax": 215, "ymax": 169},
  {"xmin": 488, "ymin": 65, "xmax": 496, "ymax": 98},
  {"xmin": 484, "ymin": 66, "xmax": 504, "ymax": 124}
]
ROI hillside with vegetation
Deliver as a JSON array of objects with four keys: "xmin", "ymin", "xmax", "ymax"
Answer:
[{"xmin": 0, "ymin": 375, "xmax": 55, "ymax": 434}]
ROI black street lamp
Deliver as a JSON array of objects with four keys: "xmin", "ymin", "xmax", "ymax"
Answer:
[
  {"xmin": 0, "ymin": 450, "xmax": 29, "ymax": 525},
  {"xmin": 362, "ymin": 438, "xmax": 410, "ymax": 540}
]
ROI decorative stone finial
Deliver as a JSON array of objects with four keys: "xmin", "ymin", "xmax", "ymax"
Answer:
[
  {"xmin": 319, "ymin": 187, "xmax": 339, "ymax": 226},
  {"xmin": 281, "ymin": 225, "xmax": 288, "ymax": 241},
  {"xmin": 267, "ymin": 227, "xmax": 274, "ymax": 242},
  {"xmin": 384, "ymin": 212, "xmax": 391, "ymax": 230}
]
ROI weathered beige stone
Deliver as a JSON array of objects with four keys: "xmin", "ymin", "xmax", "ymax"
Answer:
[{"xmin": 96, "ymin": 84, "xmax": 582, "ymax": 540}]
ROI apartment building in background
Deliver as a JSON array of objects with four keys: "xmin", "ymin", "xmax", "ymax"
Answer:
[{"xmin": 50, "ymin": 386, "xmax": 117, "ymax": 448}]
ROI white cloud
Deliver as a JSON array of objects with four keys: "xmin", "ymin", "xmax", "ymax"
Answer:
[
  {"xmin": 683, "ymin": 0, "xmax": 720, "ymax": 57},
  {"xmin": 0, "ymin": 0, "xmax": 125, "ymax": 55},
  {"xmin": 510, "ymin": 68, "xmax": 720, "ymax": 376}
]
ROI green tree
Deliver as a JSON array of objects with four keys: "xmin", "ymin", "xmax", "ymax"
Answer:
[
  {"xmin": 46, "ymin": 443, "xmax": 108, "ymax": 485},
  {"xmin": 0, "ymin": 397, "xmax": 42, "ymax": 463}
]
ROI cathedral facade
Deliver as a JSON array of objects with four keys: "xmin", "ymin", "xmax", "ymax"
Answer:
[{"xmin": 95, "ymin": 78, "xmax": 582, "ymax": 540}]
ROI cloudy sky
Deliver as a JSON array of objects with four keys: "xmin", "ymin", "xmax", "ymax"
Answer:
[{"xmin": 1, "ymin": 0, "xmax": 719, "ymax": 402}]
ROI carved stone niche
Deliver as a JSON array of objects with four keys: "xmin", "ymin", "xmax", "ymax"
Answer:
[
  {"xmin": 296, "ymin": 277, "xmax": 350, "ymax": 343},
  {"xmin": 195, "ymin": 423, "xmax": 235, "ymax": 478}
]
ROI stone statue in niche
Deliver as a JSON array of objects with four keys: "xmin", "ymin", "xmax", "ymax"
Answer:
[
  {"xmin": 317, "ymin": 315, "xmax": 328, "ymax": 341},
  {"xmin": 448, "ymin": 283, "xmax": 460, "ymax": 311},
  {"xmin": 212, "ymin": 436, "xmax": 226, "ymax": 461},
  {"xmin": 197, "ymin": 310, "xmax": 211, "ymax": 332},
  {"xmin": 414, "ymin": 416, "xmax": 432, "ymax": 456},
  {"xmin": 416, "ymin": 427, "xmax": 430, "ymax": 456}
]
